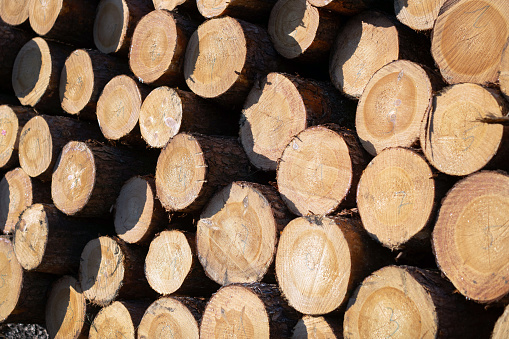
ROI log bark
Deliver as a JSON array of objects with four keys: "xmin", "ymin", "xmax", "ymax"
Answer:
[
  {"xmin": 51, "ymin": 141, "xmax": 155, "ymax": 217},
  {"xmin": 240, "ymin": 72, "xmax": 355, "ymax": 171},
  {"xmin": 12, "ymin": 37, "xmax": 74, "ymax": 113},
  {"xmin": 138, "ymin": 297, "xmax": 205, "ymax": 339},
  {"xmin": 292, "ymin": 315, "xmax": 343, "ymax": 339},
  {"xmin": 196, "ymin": 181, "xmax": 292, "ymax": 286},
  {"xmin": 129, "ymin": 10, "xmax": 196, "ymax": 87},
  {"xmin": 492, "ymin": 304, "xmax": 509, "ymax": 339},
  {"xmin": 0, "ymin": 105, "xmax": 36, "ymax": 170},
  {"xmin": 357, "ymin": 147, "xmax": 436, "ymax": 251},
  {"xmin": 45, "ymin": 275, "xmax": 99, "ymax": 339},
  {"xmin": 13, "ymin": 203, "xmax": 106, "ymax": 275},
  {"xmin": 60, "ymin": 49, "xmax": 129, "ymax": 120},
  {"xmin": 431, "ymin": 0, "xmax": 509, "ymax": 85},
  {"xmin": 0, "ymin": 236, "xmax": 55, "ymax": 324},
  {"xmin": 200, "ymin": 283, "xmax": 300, "ymax": 338},
  {"xmin": 88, "ymin": 300, "xmax": 152, "ymax": 339},
  {"xmin": 500, "ymin": 40, "xmax": 509, "ymax": 102},
  {"xmin": 394, "ymin": 0, "xmax": 446, "ymax": 31},
  {"xmin": 145, "ymin": 230, "xmax": 219, "ymax": 295},
  {"xmin": 79, "ymin": 236, "xmax": 155, "ymax": 307},
  {"xmin": 275, "ymin": 215, "xmax": 390, "ymax": 315},
  {"xmin": 307, "ymin": 0, "xmax": 392, "ymax": 15},
  {"xmin": 196, "ymin": 0, "xmax": 276, "ymax": 22},
  {"xmin": 0, "ymin": 0, "xmax": 31, "ymax": 26},
  {"xmin": 268, "ymin": 0, "xmax": 341, "ymax": 62},
  {"xmin": 18, "ymin": 115, "xmax": 103, "ymax": 181},
  {"xmin": 28, "ymin": 0, "xmax": 99, "ymax": 47},
  {"xmin": 344, "ymin": 265, "xmax": 500, "ymax": 338},
  {"xmin": 114, "ymin": 176, "xmax": 167, "ymax": 244},
  {"xmin": 0, "ymin": 168, "xmax": 51, "ymax": 234},
  {"xmin": 420, "ymin": 83, "xmax": 509, "ymax": 176},
  {"xmin": 96, "ymin": 74, "xmax": 151, "ymax": 146},
  {"xmin": 356, "ymin": 60, "xmax": 443, "ymax": 156},
  {"xmin": 330, "ymin": 11, "xmax": 433, "ymax": 99},
  {"xmin": 139, "ymin": 86, "xmax": 237, "ymax": 148},
  {"xmin": 184, "ymin": 16, "xmax": 280, "ymax": 109},
  {"xmin": 0, "ymin": 23, "xmax": 33, "ymax": 94},
  {"xmin": 155, "ymin": 133, "xmax": 251, "ymax": 213},
  {"xmin": 93, "ymin": 0, "xmax": 153, "ymax": 56},
  {"xmin": 277, "ymin": 124, "xmax": 368, "ymax": 216},
  {"xmin": 432, "ymin": 171, "xmax": 509, "ymax": 303}
]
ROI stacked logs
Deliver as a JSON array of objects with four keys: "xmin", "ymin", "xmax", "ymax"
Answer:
[{"xmin": 1, "ymin": 0, "xmax": 509, "ymax": 338}]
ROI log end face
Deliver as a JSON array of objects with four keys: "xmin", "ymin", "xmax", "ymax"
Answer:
[
  {"xmin": 268, "ymin": 0, "xmax": 319, "ymax": 59},
  {"xmin": 145, "ymin": 230, "xmax": 193, "ymax": 295},
  {"xmin": 394, "ymin": 0, "xmax": 445, "ymax": 31},
  {"xmin": 293, "ymin": 315, "xmax": 340, "ymax": 339},
  {"xmin": 45, "ymin": 275, "xmax": 86, "ymax": 339},
  {"xmin": 51, "ymin": 141, "xmax": 95, "ymax": 216},
  {"xmin": 94, "ymin": 0, "xmax": 129, "ymax": 54},
  {"xmin": 0, "ymin": 168, "xmax": 33, "ymax": 234},
  {"xmin": 432, "ymin": 171, "xmax": 509, "ymax": 303},
  {"xmin": 129, "ymin": 10, "xmax": 178, "ymax": 85},
  {"xmin": 13, "ymin": 203, "xmax": 48, "ymax": 271},
  {"xmin": 139, "ymin": 87, "xmax": 182, "ymax": 148},
  {"xmin": 0, "ymin": 237, "xmax": 23, "ymax": 322},
  {"xmin": 60, "ymin": 49, "xmax": 95, "ymax": 115},
  {"xmin": 184, "ymin": 17, "xmax": 246, "ymax": 99},
  {"xmin": 196, "ymin": 0, "xmax": 228, "ymax": 18},
  {"xmin": 153, "ymin": 0, "xmax": 187, "ymax": 11},
  {"xmin": 89, "ymin": 301, "xmax": 134, "ymax": 339},
  {"xmin": 18, "ymin": 116, "xmax": 53, "ymax": 178},
  {"xmin": 0, "ymin": 105, "xmax": 20, "ymax": 168},
  {"xmin": 28, "ymin": 0, "xmax": 62, "ymax": 36},
  {"xmin": 12, "ymin": 38, "xmax": 51, "ymax": 107},
  {"xmin": 276, "ymin": 216, "xmax": 351, "ymax": 315},
  {"xmin": 0, "ymin": 0, "xmax": 30, "ymax": 26},
  {"xmin": 138, "ymin": 297, "xmax": 199, "ymax": 339},
  {"xmin": 500, "ymin": 40, "xmax": 509, "ymax": 101}
]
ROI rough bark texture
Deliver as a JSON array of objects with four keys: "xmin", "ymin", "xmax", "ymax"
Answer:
[{"xmin": 0, "ymin": 23, "xmax": 33, "ymax": 94}]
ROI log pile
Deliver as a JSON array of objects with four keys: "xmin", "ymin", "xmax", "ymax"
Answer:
[{"xmin": 1, "ymin": 0, "xmax": 509, "ymax": 337}]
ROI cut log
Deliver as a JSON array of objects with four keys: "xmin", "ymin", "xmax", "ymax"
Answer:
[
  {"xmin": 432, "ymin": 171, "xmax": 509, "ymax": 303},
  {"xmin": 240, "ymin": 72, "xmax": 355, "ymax": 171},
  {"xmin": 292, "ymin": 315, "xmax": 343, "ymax": 339},
  {"xmin": 93, "ymin": 0, "xmax": 153, "ymax": 56},
  {"xmin": 0, "ymin": 236, "xmax": 55, "ymax": 324},
  {"xmin": 138, "ymin": 297, "xmax": 205, "ymax": 339},
  {"xmin": 330, "ymin": 11, "xmax": 431, "ymax": 99},
  {"xmin": 13, "ymin": 203, "xmax": 105, "ymax": 275},
  {"xmin": 200, "ymin": 283, "xmax": 300, "ymax": 338},
  {"xmin": 18, "ymin": 115, "xmax": 103, "ymax": 181},
  {"xmin": 184, "ymin": 16, "xmax": 280, "ymax": 109},
  {"xmin": 79, "ymin": 236, "xmax": 154, "ymax": 306},
  {"xmin": 129, "ymin": 10, "xmax": 196, "ymax": 86},
  {"xmin": 0, "ymin": 105, "xmax": 36, "ymax": 170},
  {"xmin": 45, "ymin": 275, "xmax": 95, "ymax": 339},
  {"xmin": 394, "ymin": 0, "xmax": 446, "ymax": 31},
  {"xmin": 500, "ymin": 40, "xmax": 509, "ymax": 102},
  {"xmin": 12, "ymin": 37, "xmax": 73, "ymax": 112},
  {"xmin": 420, "ymin": 83, "xmax": 508, "ymax": 176},
  {"xmin": 357, "ymin": 147, "xmax": 435, "ymax": 251},
  {"xmin": 196, "ymin": 0, "xmax": 276, "ymax": 21},
  {"xmin": 51, "ymin": 141, "xmax": 154, "ymax": 217},
  {"xmin": 356, "ymin": 60, "xmax": 439, "ymax": 156},
  {"xmin": 60, "ymin": 49, "xmax": 129, "ymax": 120},
  {"xmin": 492, "ymin": 304, "xmax": 509, "ymax": 339},
  {"xmin": 268, "ymin": 0, "xmax": 341, "ymax": 62},
  {"xmin": 307, "ymin": 0, "xmax": 391, "ymax": 15},
  {"xmin": 431, "ymin": 0, "xmax": 509, "ymax": 85},
  {"xmin": 152, "ymin": 0, "xmax": 188, "ymax": 11},
  {"xmin": 89, "ymin": 300, "xmax": 151, "ymax": 339},
  {"xmin": 0, "ymin": 23, "xmax": 33, "ymax": 93},
  {"xmin": 0, "ymin": 168, "xmax": 51, "ymax": 234},
  {"xmin": 139, "ymin": 86, "xmax": 236, "ymax": 148},
  {"xmin": 96, "ymin": 75, "xmax": 150, "ymax": 145},
  {"xmin": 28, "ymin": 0, "xmax": 98, "ymax": 47},
  {"xmin": 276, "ymin": 215, "xmax": 390, "ymax": 315},
  {"xmin": 114, "ymin": 176, "xmax": 167, "ymax": 244},
  {"xmin": 277, "ymin": 124, "xmax": 368, "ymax": 216},
  {"xmin": 155, "ymin": 133, "xmax": 251, "ymax": 213},
  {"xmin": 0, "ymin": 0, "xmax": 31, "ymax": 26},
  {"xmin": 197, "ymin": 181, "xmax": 292, "ymax": 285},
  {"xmin": 344, "ymin": 265, "xmax": 499, "ymax": 338},
  {"xmin": 145, "ymin": 230, "xmax": 218, "ymax": 295}
]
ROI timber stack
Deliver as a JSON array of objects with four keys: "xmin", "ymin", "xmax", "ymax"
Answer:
[{"xmin": 0, "ymin": 0, "xmax": 509, "ymax": 338}]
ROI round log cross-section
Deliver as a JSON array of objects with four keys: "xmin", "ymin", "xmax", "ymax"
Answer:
[
  {"xmin": 0, "ymin": 0, "xmax": 31, "ymax": 26},
  {"xmin": 394, "ymin": 0, "xmax": 446, "ymax": 31},
  {"xmin": 0, "ymin": 105, "xmax": 36, "ymax": 170}
]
